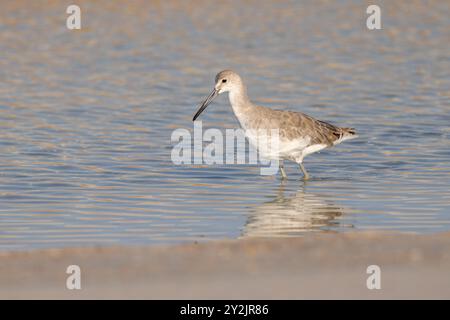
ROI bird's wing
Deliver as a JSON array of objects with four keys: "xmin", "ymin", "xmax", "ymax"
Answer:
[{"xmin": 269, "ymin": 109, "xmax": 351, "ymax": 146}]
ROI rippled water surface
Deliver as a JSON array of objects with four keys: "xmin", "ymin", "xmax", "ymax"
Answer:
[{"xmin": 1, "ymin": 0, "xmax": 449, "ymax": 250}]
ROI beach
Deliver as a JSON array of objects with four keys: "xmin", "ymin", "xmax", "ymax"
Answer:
[{"xmin": 2, "ymin": 231, "xmax": 450, "ymax": 299}]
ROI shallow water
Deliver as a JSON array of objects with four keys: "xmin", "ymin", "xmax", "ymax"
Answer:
[{"xmin": 0, "ymin": 0, "xmax": 449, "ymax": 250}]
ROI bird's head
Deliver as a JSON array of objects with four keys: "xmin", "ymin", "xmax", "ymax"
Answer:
[{"xmin": 193, "ymin": 70, "xmax": 243, "ymax": 121}]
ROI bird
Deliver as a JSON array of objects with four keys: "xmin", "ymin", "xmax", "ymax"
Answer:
[{"xmin": 192, "ymin": 70, "xmax": 357, "ymax": 180}]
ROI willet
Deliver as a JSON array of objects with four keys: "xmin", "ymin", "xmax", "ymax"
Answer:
[{"xmin": 193, "ymin": 70, "xmax": 357, "ymax": 180}]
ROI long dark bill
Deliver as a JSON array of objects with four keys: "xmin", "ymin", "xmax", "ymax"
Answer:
[{"xmin": 192, "ymin": 88, "xmax": 218, "ymax": 121}]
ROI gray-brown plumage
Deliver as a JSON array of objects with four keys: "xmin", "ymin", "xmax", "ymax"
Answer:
[
  {"xmin": 193, "ymin": 70, "xmax": 357, "ymax": 180},
  {"xmin": 245, "ymin": 106, "xmax": 356, "ymax": 146}
]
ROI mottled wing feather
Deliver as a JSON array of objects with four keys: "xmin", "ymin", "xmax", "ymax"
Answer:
[{"xmin": 254, "ymin": 107, "xmax": 353, "ymax": 147}]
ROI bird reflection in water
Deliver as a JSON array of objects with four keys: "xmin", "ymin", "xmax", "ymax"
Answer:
[{"xmin": 242, "ymin": 183, "xmax": 351, "ymax": 238}]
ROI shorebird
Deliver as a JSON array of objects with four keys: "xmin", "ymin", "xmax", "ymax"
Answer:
[{"xmin": 192, "ymin": 70, "xmax": 357, "ymax": 180}]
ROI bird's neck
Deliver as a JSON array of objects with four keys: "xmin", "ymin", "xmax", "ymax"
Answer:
[{"xmin": 228, "ymin": 86, "xmax": 253, "ymax": 124}]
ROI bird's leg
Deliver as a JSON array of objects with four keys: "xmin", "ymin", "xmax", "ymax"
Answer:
[
  {"xmin": 279, "ymin": 161, "xmax": 288, "ymax": 180},
  {"xmin": 299, "ymin": 163, "xmax": 310, "ymax": 180}
]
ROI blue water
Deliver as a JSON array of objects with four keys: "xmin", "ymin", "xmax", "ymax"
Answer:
[{"xmin": 0, "ymin": 0, "xmax": 449, "ymax": 250}]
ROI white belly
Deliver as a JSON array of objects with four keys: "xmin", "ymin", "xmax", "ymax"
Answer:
[{"xmin": 244, "ymin": 129, "xmax": 325, "ymax": 162}]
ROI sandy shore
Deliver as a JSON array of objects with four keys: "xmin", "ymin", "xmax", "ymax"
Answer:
[{"xmin": 1, "ymin": 231, "xmax": 450, "ymax": 299}]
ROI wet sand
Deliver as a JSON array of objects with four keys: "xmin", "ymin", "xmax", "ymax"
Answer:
[{"xmin": 1, "ymin": 231, "xmax": 450, "ymax": 299}]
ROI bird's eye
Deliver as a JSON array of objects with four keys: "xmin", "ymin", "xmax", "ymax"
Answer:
[{"xmin": 222, "ymin": 79, "xmax": 227, "ymax": 83}]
